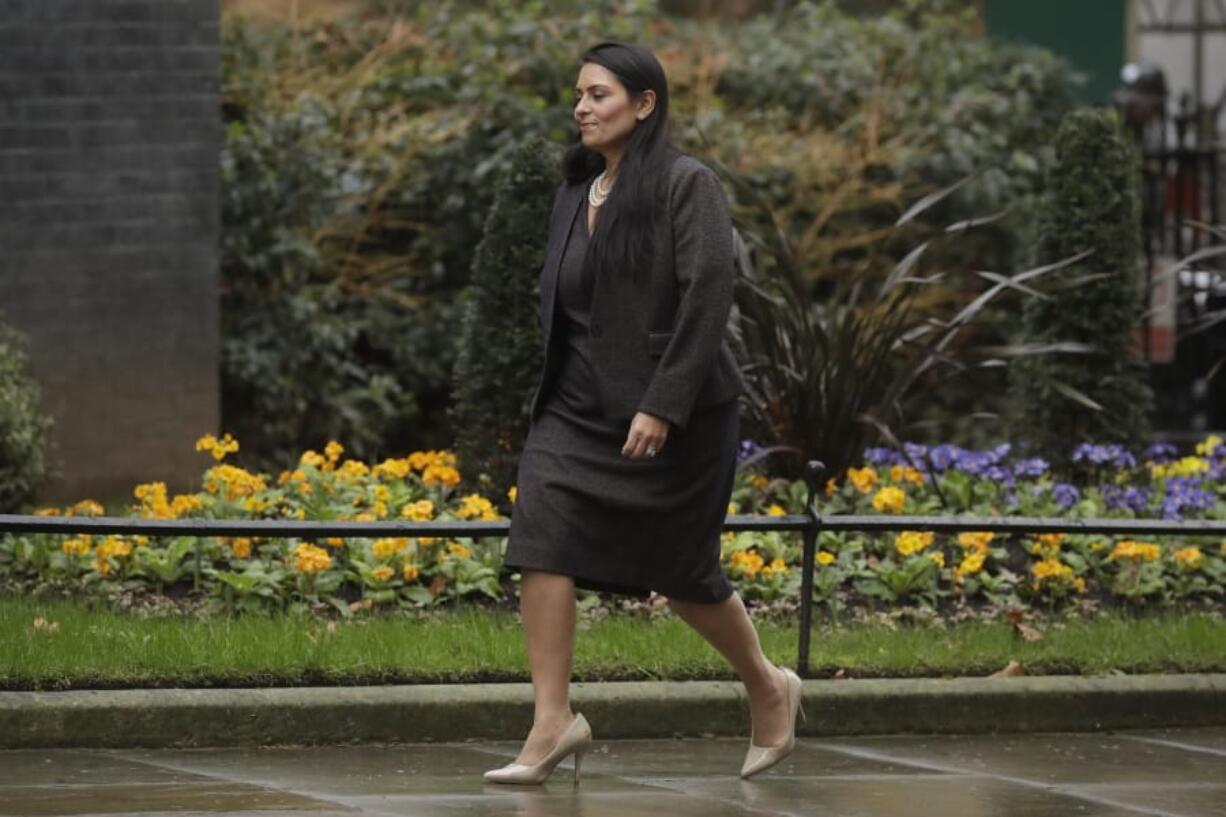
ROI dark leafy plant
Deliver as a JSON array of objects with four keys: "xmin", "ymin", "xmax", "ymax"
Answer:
[
  {"xmin": 729, "ymin": 174, "xmax": 1092, "ymax": 482},
  {"xmin": 449, "ymin": 136, "xmax": 557, "ymax": 505},
  {"xmin": 1006, "ymin": 108, "xmax": 1153, "ymax": 464},
  {"xmin": 0, "ymin": 322, "xmax": 53, "ymax": 511}
]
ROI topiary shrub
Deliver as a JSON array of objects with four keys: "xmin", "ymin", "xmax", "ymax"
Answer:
[
  {"xmin": 449, "ymin": 136, "xmax": 557, "ymax": 507},
  {"xmin": 1006, "ymin": 107, "xmax": 1153, "ymax": 465},
  {"xmin": 0, "ymin": 322, "xmax": 53, "ymax": 511}
]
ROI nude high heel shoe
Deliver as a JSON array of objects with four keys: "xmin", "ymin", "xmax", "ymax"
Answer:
[
  {"xmin": 483, "ymin": 713, "xmax": 592, "ymax": 785},
  {"xmin": 740, "ymin": 667, "xmax": 806, "ymax": 779}
]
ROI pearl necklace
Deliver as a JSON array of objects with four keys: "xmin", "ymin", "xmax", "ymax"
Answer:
[{"xmin": 588, "ymin": 169, "xmax": 614, "ymax": 208}]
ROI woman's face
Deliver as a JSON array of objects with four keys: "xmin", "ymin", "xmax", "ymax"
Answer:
[{"xmin": 573, "ymin": 62, "xmax": 653, "ymax": 154}]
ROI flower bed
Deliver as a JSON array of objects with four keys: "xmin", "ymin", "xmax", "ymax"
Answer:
[
  {"xmin": 724, "ymin": 438, "xmax": 1225, "ymax": 618},
  {"xmin": 2, "ymin": 434, "xmax": 1223, "ymax": 620}
]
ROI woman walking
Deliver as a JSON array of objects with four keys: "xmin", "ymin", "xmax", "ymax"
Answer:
[{"xmin": 489, "ymin": 41, "xmax": 803, "ymax": 785}]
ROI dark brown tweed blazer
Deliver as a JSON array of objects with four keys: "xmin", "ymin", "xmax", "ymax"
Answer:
[{"xmin": 529, "ymin": 152, "xmax": 745, "ymax": 432}]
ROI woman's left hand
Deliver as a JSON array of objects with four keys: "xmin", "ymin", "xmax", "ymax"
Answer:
[{"xmin": 622, "ymin": 412, "xmax": 670, "ymax": 459}]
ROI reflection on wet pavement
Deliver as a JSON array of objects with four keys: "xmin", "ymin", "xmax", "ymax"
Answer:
[{"xmin": 1, "ymin": 727, "xmax": 1222, "ymax": 816}]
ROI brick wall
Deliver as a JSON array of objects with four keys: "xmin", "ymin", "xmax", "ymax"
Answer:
[{"xmin": 0, "ymin": 0, "xmax": 220, "ymax": 503}]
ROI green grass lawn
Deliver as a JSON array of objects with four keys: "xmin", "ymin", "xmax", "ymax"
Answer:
[{"xmin": 2, "ymin": 595, "xmax": 1223, "ymax": 691}]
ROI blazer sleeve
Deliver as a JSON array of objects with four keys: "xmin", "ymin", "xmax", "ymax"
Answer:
[{"xmin": 635, "ymin": 162, "xmax": 735, "ymax": 433}]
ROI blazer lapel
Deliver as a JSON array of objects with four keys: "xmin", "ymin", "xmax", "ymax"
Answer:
[{"xmin": 540, "ymin": 180, "xmax": 587, "ymax": 343}]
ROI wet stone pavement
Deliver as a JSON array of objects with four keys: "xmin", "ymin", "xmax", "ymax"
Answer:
[{"xmin": 1, "ymin": 728, "xmax": 1223, "ymax": 817}]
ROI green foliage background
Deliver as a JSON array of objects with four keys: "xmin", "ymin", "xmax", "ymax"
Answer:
[
  {"xmin": 0, "ymin": 323, "xmax": 53, "ymax": 512},
  {"xmin": 219, "ymin": 0, "xmax": 1081, "ymax": 476},
  {"xmin": 1006, "ymin": 108, "xmax": 1153, "ymax": 464}
]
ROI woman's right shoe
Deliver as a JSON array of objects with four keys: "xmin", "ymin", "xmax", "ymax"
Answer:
[
  {"xmin": 483, "ymin": 712, "xmax": 592, "ymax": 785},
  {"xmin": 740, "ymin": 667, "xmax": 806, "ymax": 779}
]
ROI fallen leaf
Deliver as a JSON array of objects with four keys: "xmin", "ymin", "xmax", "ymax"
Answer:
[
  {"xmin": 990, "ymin": 659, "xmax": 1025, "ymax": 678},
  {"xmin": 1012, "ymin": 621, "xmax": 1045, "ymax": 642}
]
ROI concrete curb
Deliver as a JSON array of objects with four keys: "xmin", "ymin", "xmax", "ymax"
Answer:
[{"xmin": 2, "ymin": 674, "xmax": 1224, "ymax": 749}]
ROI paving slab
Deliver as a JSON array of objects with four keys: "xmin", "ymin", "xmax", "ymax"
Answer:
[{"xmin": 0, "ymin": 728, "xmax": 1222, "ymax": 817}]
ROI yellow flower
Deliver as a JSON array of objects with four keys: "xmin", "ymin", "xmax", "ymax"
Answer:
[
  {"xmin": 171, "ymin": 494, "xmax": 205, "ymax": 516},
  {"xmin": 337, "ymin": 459, "xmax": 370, "ymax": 481},
  {"xmin": 1072, "ymin": 576, "xmax": 1087, "ymax": 593},
  {"xmin": 766, "ymin": 504, "xmax": 787, "ymax": 516},
  {"xmin": 728, "ymin": 549, "xmax": 765, "ymax": 576},
  {"xmin": 955, "ymin": 551, "xmax": 985, "ymax": 577},
  {"xmin": 447, "ymin": 542, "xmax": 473, "ymax": 560},
  {"xmin": 34, "ymin": 507, "xmax": 61, "ymax": 516},
  {"xmin": 1151, "ymin": 456, "xmax": 1210, "ymax": 479},
  {"xmin": 957, "ymin": 531, "xmax": 994, "ymax": 552},
  {"xmin": 95, "ymin": 535, "xmax": 132, "ymax": 561},
  {"xmin": 456, "ymin": 493, "xmax": 495, "ymax": 520},
  {"xmin": 402, "ymin": 563, "xmax": 420, "ymax": 582},
  {"xmin": 371, "ymin": 565, "xmax": 394, "ymax": 583},
  {"xmin": 422, "ymin": 464, "xmax": 461, "ymax": 487},
  {"xmin": 929, "ymin": 551, "xmax": 945, "ymax": 568},
  {"xmin": 239, "ymin": 496, "xmax": 267, "ymax": 515},
  {"xmin": 750, "ymin": 473, "xmax": 769, "ymax": 490},
  {"xmin": 372, "ymin": 537, "xmax": 410, "ymax": 560},
  {"xmin": 727, "ymin": 501, "xmax": 737, "ymax": 515},
  {"xmin": 195, "ymin": 432, "xmax": 239, "ymax": 462},
  {"xmin": 894, "ymin": 530, "xmax": 934, "ymax": 556},
  {"xmin": 1109, "ymin": 540, "xmax": 1161, "ymax": 562},
  {"xmin": 846, "ymin": 466, "xmax": 878, "ymax": 494},
  {"xmin": 203, "ymin": 465, "xmax": 267, "ymax": 502},
  {"xmin": 825, "ymin": 478, "xmax": 837, "ymax": 497},
  {"xmin": 1029, "ymin": 533, "xmax": 1064, "ymax": 559},
  {"xmin": 230, "ymin": 537, "xmax": 253, "ymax": 559},
  {"xmin": 1174, "ymin": 546, "xmax": 1203, "ymax": 571},
  {"xmin": 508, "ymin": 485, "xmax": 518, "ymax": 503},
  {"xmin": 1032, "ymin": 558, "xmax": 1073, "ymax": 582},
  {"xmin": 1195, "ymin": 434, "xmax": 1222, "ymax": 457},
  {"xmin": 402, "ymin": 499, "xmax": 435, "ymax": 521},
  {"xmin": 324, "ymin": 441, "xmax": 344, "ymax": 464},
  {"xmin": 373, "ymin": 458, "xmax": 412, "ymax": 480},
  {"xmin": 61, "ymin": 537, "xmax": 91, "ymax": 556},
  {"xmin": 871, "ymin": 486, "xmax": 906, "ymax": 514},
  {"xmin": 300, "ymin": 450, "xmax": 326, "ymax": 469},
  {"xmin": 761, "ymin": 557, "xmax": 789, "ymax": 576},
  {"xmin": 69, "ymin": 499, "xmax": 104, "ymax": 516},
  {"xmin": 889, "ymin": 465, "xmax": 925, "ymax": 486},
  {"xmin": 816, "ymin": 551, "xmax": 835, "ymax": 566},
  {"xmin": 292, "ymin": 542, "xmax": 332, "ymax": 574},
  {"xmin": 408, "ymin": 449, "xmax": 458, "ymax": 471}
]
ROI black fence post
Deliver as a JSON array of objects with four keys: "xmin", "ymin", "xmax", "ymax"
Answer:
[{"xmin": 797, "ymin": 459, "xmax": 825, "ymax": 678}]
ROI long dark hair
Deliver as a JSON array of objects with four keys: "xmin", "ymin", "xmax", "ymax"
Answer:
[{"xmin": 562, "ymin": 42, "xmax": 679, "ymax": 283}]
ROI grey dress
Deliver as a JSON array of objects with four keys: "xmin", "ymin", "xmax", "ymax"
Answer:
[{"xmin": 504, "ymin": 196, "xmax": 738, "ymax": 602}]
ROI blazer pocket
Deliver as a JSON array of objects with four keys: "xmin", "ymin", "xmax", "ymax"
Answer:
[{"xmin": 647, "ymin": 330, "xmax": 674, "ymax": 357}]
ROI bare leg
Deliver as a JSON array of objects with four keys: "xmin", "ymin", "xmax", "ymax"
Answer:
[
  {"xmin": 514, "ymin": 569, "xmax": 578, "ymax": 764},
  {"xmin": 667, "ymin": 591, "xmax": 791, "ymax": 747}
]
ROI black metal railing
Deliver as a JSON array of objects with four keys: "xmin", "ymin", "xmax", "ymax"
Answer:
[{"xmin": 2, "ymin": 459, "xmax": 1225, "ymax": 677}]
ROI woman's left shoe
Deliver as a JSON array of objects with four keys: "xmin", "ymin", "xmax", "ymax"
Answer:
[
  {"xmin": 483, "ymin": 713, "xmax": 592, "ymax": 785},
  {"xmin": 740, "ymin": 667, "xmax": 806, "ymax": 779}
]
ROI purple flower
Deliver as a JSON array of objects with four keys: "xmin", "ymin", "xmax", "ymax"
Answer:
[
  {"xmin": 984, "ymin": 465, "xmax": 1015, "ymax": 485},
  {"xmin": 738, "ymin": 439, "xmax": 765, "ymax": 463},
  {"xmin": 863, "ymin": 446, "xmax": 903, "ymax": 466},
  {"xmin": 1072, "ymin": 443, "xmax": 1137, "ymax": 470},
  {"xmin": 1100, "ymin": 484, "xmax": 1151, "ymax": 513},
  {"xmin": 927, "ymin": 444, "xmax": 962, "ymax": 473},
  {"xmin": 1161, "ymin": 476, "xmax": 1215, "ymax": 520},
  {"xmin": 903, "ymin": 442, "xmax": 930, "ymax": 464},
  {"xmin": 1013, "ymin": 457, "xmax": 1050, "ymax": 478},
  {"xmin": 1144, "ymin": 442, "xmax": 1178, "ymax": 464},
  {"xmin": 1051, "ymin": 483, "xmax": 1080, "ymax": 510}
]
